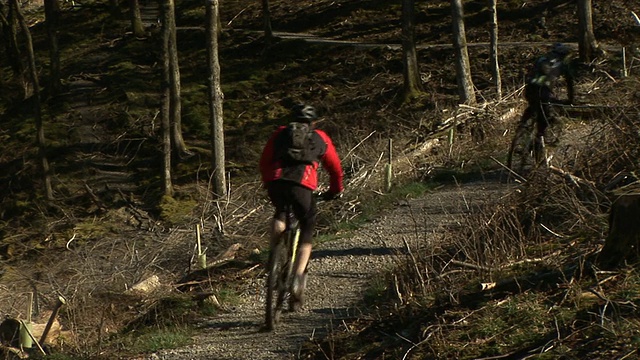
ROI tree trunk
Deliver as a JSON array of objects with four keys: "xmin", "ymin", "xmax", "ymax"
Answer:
[
  {"xmin": 109, "ymin": 0, "xmax": 120, "ymax": 17},
  {"xmin": 401, "ymin": 0, "xmax": 423, "ymax": 102},
  {"xmin": 129, "ymin": 0, "xmax": 145, "ymax": 37},
  {"xmin": 0, "ymin": 3, "xmax": 7, "ymax": 86},
  {"xmin": 577, "ymin": 0, "xmax": 599, "ymax": 62},
  {"xmin": 451, "ymin": 0, "xmax": 476, "ymax": 105},
  {"xmin": 44, "ymin": 0, "xmax": 61, "ymax": 97},
  {"xmin": 3, "ymin": 2, "xmax": 28, "ymax": 98},
  {"xmin": 206, "ymin": 0, "xmax": 227, "ymax": 197},
  {"xmin": 160, "ymin": 0, "xmax": 174, "ymax": 197},
  {"xmin": 12, "ymin": 0, "xmax": 53, "ymax": 200},
  {"xmin": 165, "ymin": 0, "xmax": 190, "ymax": 159},
  {"xmin": 261, "ymin": 0, "xmax": 273, "ymax": 46},
  {"xmin": 598, "ymin": 194, "xmax": 640, "ymax": 269},
  {"xmin": 489, "ymin": 0, "xmax": 501, "ymax": 101}
]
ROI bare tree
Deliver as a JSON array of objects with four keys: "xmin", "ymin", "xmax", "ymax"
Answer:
[
  {"xmin": 44, "ymin": 0, "xmax": 61, "ymax": 97},
  {"xmin": 0, "ymin": 3, "xmax": 8, "ymax": 86},
  {"xmin": 577, "ymin": 0, "xmax": 600, "ymax": 62},
  {"xmin": 165, "ymin": 0, "xmax": 190, "ymax": 159},
  {"xmin": 206, "ymin": 0, "xmax": 226, "ymax": 197},
  {"xmin": 129, "ymin": 0, "xmax": 145, "ymax": 37},
  {"xmin": 489, "ymin": 0, "xmax": 501, "ymax": 100},
  {"xmin": 160, "ymin": 0, "xmax": 174, "ymax": 197},
  {"xmin": 108, "ymin": 0, "xmax": 120, "ymax": 17},
  {"xmin": 451, "ymin": 0, "xmax": 476, "ymax": 104},
  {"xmin": 401, "ymin": 0, "xmax": 423, "ymax": 102},
  {"xmin": 2, "ymin": 1, "xmax": 28, "ymax": 98},
  {"xmin": 261, "ymin": 0, "xmax": 273, "ymax": 46},
  {"xmin": 11, "ymin": 0, "xmax": 53, "ymax": 200}
]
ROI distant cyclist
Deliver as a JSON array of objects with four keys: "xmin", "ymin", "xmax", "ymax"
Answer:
[
  {"xmin": 259, "ymin": 103, "xmax": 344, "ymax": 310},
  {"xmin": 520, "ymin": 43, "xmax": 576, "ymax": 145}
]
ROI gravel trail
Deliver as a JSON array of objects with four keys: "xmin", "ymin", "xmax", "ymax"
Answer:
[{"xmin": 146, "ymin": 179, "xmax": 508, "ymax": 360}]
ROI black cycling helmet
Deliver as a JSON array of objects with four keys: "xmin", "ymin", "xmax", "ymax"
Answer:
[{"xmin": 291, "ymin": 104, "xmax": 317, "ymax": 122}]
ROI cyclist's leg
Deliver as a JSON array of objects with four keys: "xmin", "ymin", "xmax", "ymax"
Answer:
[
  {"xmin": 519, "ymin": 107, "xmax": 534, "ymax": 128},
  {"xmin": 289, "ymin": 185, "xmax": 316, "ymax": 308},
  {"xmin": 533, "ymin": 86, "xmax": 556, "ymax": 162},
  {"xmin": 537, "ymin": 86, "xmax": 553, "ymax": 137},
  {"xmin": 290, "ymin": 185, "xmax": 315, "ymax": 276},
  {"xmin": 531, "ymin": 109, "xmax": 548, "ymax": 164},
  {"xmin": 520, "ymin": 85, "xmax": 536, "ymax": 127},
  {"xmin": 518, "ymin": 83, "xmax": 540, "ymax": 134},
  {"xmin": 267, "ymin": 181, "xmax": 289, "ymax": 246},
  {"xmin": 265, "ymin": 182, "xmax": 290, "ymax": 330},
  {"xmin": 511, "ymin": 88, "xmax": 536, "ymax": 151}
]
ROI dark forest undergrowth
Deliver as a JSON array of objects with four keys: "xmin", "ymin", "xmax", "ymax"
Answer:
[{"xmin": 1, "ymin": 0, "xmax": 640, "ymax": 358}]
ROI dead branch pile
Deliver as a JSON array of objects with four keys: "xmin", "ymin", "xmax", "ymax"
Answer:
[{"xmin": 396, "ymin": 93, "xmax": 640, "ymax": 304}]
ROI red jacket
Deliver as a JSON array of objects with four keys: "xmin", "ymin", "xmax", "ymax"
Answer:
[{"xmin": 260, "ymin": 125, "xmax": 344, "ymax": 194}]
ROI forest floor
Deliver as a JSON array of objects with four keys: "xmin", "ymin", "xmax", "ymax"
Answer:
[
  {"xmin": 0, "ymin": 0, "xmax": 639, "ymax": 359},
  {"xmin": 140, "ymin": 178, "xmax": 511, "ymax": 359}
]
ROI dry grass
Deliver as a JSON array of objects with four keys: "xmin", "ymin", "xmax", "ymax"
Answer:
[{"xmin": 377, "ymin": 79, "xmax": 640, "ymax": 358}]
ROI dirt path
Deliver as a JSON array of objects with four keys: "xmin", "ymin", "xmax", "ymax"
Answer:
[{"xmin": 144, "ymin": 176, "xmax": 509, "ymax": 360}]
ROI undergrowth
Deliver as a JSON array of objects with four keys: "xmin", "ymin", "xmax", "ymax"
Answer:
[
  {"xmin": 1, "ymin": 0, "xmax": 640, "ymax": 358},
  {"xmin": 304, "ymin": 79, "xmax": 640, "ymax": 359}
]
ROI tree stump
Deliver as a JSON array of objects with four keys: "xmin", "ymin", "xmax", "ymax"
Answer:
[
  {"xmin": 0, "ymin": 318, "xmax": 20, "ymax": 347},
  {"xmin": 598, "ymin": 194, "xmax": 640, "ymax": 269}
]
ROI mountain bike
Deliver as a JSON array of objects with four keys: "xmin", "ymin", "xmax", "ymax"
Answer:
[
  {"xmin": 263, "ymin": 192, "xmax": 339, "ymax": 331},
  {"xmin": 506, "ymin": 116, "xmax": 546, "ymax": 176},
  {"xmin": 507, "ymin": 102, "xmax": 566, "ymax": 176},
  {"xmin": 264, "ymin": 203, "xmax": 301, "ymax": 331}
]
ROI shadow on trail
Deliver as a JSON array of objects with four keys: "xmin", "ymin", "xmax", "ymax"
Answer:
[
  {"xmin": 312, "ymin": 246, "xmax": 405, "ymax": 260},
  {"xmin": 198, "ymin": 319, "xmax": 257, "ymax": 331},
  {"xmin": 312, "ymin": 306, "xmax": 363, "ymax": 320}
]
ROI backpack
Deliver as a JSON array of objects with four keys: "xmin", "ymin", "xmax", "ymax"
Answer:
[
  {"xmin": 529, "ymin": 54, "xmax": 564, "ymax": 86},
  {"xmin": 279, "ymin": 122, "xmax": 315, "ymax": 165}
]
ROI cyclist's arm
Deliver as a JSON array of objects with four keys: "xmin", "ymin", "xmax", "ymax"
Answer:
[
  {"xmin": 259, "ymin": 128, "xmax": 284, "ymax": 186},
  {"xmin": 315, "ymin": 130, "xmax": 344, "ymax": 195}
]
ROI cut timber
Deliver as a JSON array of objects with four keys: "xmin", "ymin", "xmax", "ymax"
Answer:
[
  {"xmin": 126, "ymin": 275, "xmax": 162, "ymax": 296},
  {"xmin": 598, "ymin": 194, "xmax": 640, "ymax": 269},
  {"xmin": 175, "ymin": 243, "xmax": 242, "ymax": 292}
]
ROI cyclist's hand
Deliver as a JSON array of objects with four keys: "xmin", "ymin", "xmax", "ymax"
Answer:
[{"xmin": 320, "ymin": 191, "xmax": 342, "ymax": 201}]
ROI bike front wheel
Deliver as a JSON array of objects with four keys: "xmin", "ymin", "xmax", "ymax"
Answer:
[
  {"xmin": 265, "ymin": 233, "xmax": 296, "ymax": 331},
  {"xmin": 265, "ymin": 239, "xmax": 287, "ymax": 331}
]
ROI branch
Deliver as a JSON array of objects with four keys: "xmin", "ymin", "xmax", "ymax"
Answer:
[
  {"xmin": 343, "ymin": 130, "xmax": 376, "ymax": 159},
  {"xmin": 490, "ymin": 156, "xmax": 527, "ymax": 183},
  {"xmin": 498, "ymin": 250, "xmax": 562, "ymax": 270},
  {"xmin": 449, "ymin": 259, "xmax": 493, "ymax": 272},
  {"xmin": 632, "ymin": 11, "xmax": 640, "ymax": 26},
  {"xmin": 0, "ymin": 345, "xmax": 28, "ymax": 359},
  {"xmin": 548, "ymin": 165, "xmax": 596, "ymax": 188}
]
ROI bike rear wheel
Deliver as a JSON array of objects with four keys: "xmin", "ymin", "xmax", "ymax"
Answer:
[
  {"xmin": 265, "ymin": 239, "xmax": 287, "ymax": 331},
  {"xmin": 265, "ymin": 229, "xmax": 296, "ymax": 331}
]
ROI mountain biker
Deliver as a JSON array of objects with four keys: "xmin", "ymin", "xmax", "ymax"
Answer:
[
  {"xmin": 259, "ymin": 103, "xmax": 344, "ymax": 310},
  {"xmin": 519, "ymin": 43, "xmax": 576, "ymax": 146}
]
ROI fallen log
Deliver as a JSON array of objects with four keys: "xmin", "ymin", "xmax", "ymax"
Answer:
[
  {"xmin": 453, "ymin": 265, "xmax": 580, "ymax": 308},
  {"xmin": 176, "ymin": 243, "xmax": 243, "ymax": 292}
]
